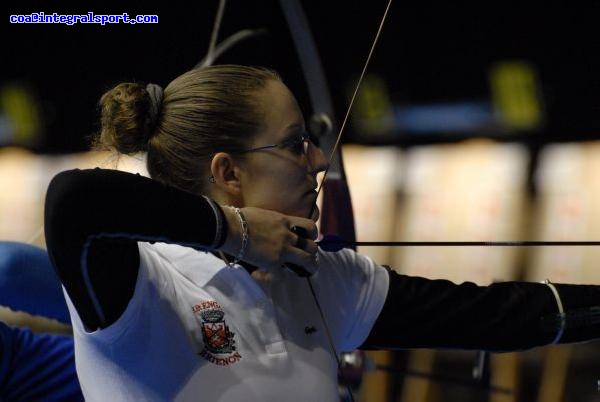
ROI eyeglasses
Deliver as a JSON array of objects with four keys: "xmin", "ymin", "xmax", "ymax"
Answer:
[{"xmin": 237, "ymin": 131, "xmax": 320, "ymax": 156}]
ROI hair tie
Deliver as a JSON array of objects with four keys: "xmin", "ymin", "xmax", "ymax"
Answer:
[{"xmin": 146, "ymin": 83, "xmax": 164, "ymax": 131}]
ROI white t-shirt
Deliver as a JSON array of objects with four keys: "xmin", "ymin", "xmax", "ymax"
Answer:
[{"xmin": 65, "ymin": 242, "xmax": 389, "ymax": 401}]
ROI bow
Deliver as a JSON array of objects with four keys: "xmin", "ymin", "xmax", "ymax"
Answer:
[{"xmin": 277, "ymin": 1, "xmax": 521, "ymax": 398}]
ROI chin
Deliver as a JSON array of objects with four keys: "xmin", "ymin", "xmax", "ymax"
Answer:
[{"xmin": 289, "ymin": 204, "xmax": 319, "ymax": 221}]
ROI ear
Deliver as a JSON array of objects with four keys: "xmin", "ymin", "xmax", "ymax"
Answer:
[{"xmin": 210, "ymin": 152, "xmax": 242, "ymax": 195}]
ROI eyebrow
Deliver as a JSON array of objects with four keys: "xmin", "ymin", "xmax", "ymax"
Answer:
[
  {"xmin": 285, "ymin": 122, "xmax": 304, "ymax": 132},
  {"xmin": 280, "ymin": 123, "xmax": 305, "ymax": 141}
]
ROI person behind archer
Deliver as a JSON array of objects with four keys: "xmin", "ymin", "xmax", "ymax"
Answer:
[
  {"xmin": 44, "ymin": 64, "xmax": 600, "ymax": 401},
  {"xmin": 0, "ymin": 241, "xmax": 83, "ymax": 401}
]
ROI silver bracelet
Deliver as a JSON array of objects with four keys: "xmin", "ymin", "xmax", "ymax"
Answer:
[
  {"xmin": 226, "ymin": 206, "xmax": 248, "ymax": 266},
  {"xmin": 542, "ymin": 279, "xmax": 565, "ymax": 344}
]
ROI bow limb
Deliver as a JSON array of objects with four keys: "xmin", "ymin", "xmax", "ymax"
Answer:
[{"xmin": 278, "ymin": 1, "xmax": 357, "ymax": 248}]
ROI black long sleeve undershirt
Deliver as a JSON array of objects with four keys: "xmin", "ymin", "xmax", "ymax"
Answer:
[
  {"xmin": 44, "ymin": 168, "xmax": 226, "ymax": 330},
  {"xmin": 361, "ymin": 268, "xmax": 600, "ymax": 351}
]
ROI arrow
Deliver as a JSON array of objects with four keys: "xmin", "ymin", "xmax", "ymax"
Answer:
[{"xmin": 317, "ymin": 234, "xmax": 600, "ymax": 252}]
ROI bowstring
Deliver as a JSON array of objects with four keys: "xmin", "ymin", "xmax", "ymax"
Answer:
[{"xmin": 313, "ymin": 0, "xmax": 394, "ymax": 203}]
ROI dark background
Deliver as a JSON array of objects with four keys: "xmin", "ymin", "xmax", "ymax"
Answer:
[{"xmin": 4, "ymin": 1, "xmax": 600, "ymax": 153}]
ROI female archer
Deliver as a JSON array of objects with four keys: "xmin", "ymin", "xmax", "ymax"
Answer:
[{"xmin": 44, "ymin": 64, "xmax": 600, "ymax": 401}]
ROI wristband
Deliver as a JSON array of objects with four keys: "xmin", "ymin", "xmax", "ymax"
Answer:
[{"xmin": 542, "ymin": 279, "xmax": 565, "ymax": 344}]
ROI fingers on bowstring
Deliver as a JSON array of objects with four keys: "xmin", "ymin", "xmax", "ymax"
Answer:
[
  {"xmin": 275, "ymin": 218, "xmax": 318, "ymax": 272},
  {"xmin": 288, "ymin": 221, "xmax": 318, "ymax": 256},
  {"xmin": 294, "ymin": 234, "xmax": 308, "ymax": 250},
  {"xmin": 289, "ymin": 218, "xmax": 318, "ymax": 240},
  {"xmin": 293, "ymin": 235, "xmax": 318, "ymax": 255}
]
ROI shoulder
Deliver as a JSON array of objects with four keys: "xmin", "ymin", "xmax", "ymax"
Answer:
[
  {"xmin": 317, "ymin": 248, "xmax": 378, "ymax": 270},
  {"xmin": 137, "ymin": 242, "xmax": 225, "ymax": 286},
  {"xmin": 315, "ymin": 248, "xmax": 388, "ymax": 284},
  {"xmin": 138, "ymin": 242, "xmax": 212, "ymax": 266}
]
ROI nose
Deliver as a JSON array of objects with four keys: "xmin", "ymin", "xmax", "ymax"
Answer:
[{"xmin": 307, "ymin": 142, "xmax": 329, "ymax": 174}]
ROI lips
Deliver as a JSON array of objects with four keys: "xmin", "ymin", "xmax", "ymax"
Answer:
[{"xmin": 303, "ymin": 181, "xmax": 320, "ymax": 220}]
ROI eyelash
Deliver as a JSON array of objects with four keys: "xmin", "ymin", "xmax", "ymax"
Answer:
[{"xmin": 290, "ymin": 142, "xmax": 305, "ymax": 155}]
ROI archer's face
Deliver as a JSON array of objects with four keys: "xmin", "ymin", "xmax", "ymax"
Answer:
[{"xmin": 239, "ymin": 80, "xmax": 328, "ymax": 220}]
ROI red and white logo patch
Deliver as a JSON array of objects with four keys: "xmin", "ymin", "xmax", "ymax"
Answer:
[{"xmin": 192, "ymin": 301, "xmax": 242, "ymax": 365}]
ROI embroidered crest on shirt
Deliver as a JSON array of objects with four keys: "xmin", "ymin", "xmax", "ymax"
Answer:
[{"xmin": 192, "ymin": 301, "xmax": 241, "ymax": 365}]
